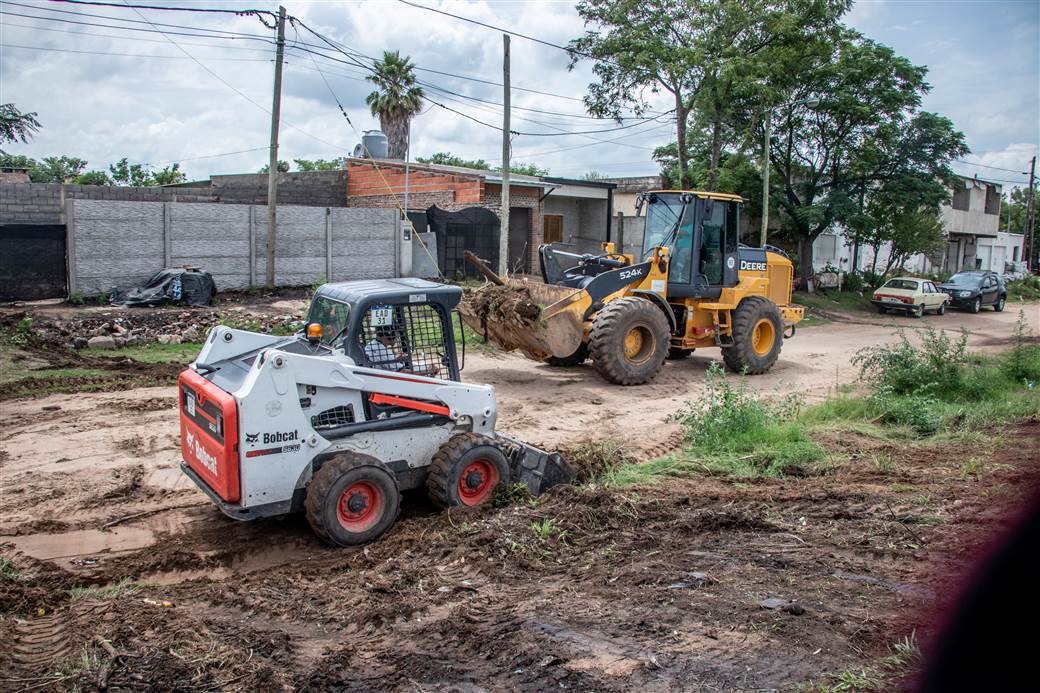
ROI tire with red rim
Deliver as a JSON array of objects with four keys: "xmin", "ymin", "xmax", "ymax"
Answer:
[
  {"xmin": 305, "ymin": 452, "xmax": 400, "ymax": 546},
  {"xmin": 427, "ymin": 433, "xmax": 510, "ymax": 509}
]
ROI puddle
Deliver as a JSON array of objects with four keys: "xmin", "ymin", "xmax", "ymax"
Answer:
[{"xmin": 5, "ymin": 526, "xmax": 156, "ymax": 560}]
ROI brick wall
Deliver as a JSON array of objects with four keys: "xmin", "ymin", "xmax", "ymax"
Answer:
[{"xmin": 0, "ymin": 170, "xmax": 348, "ymax": 226}]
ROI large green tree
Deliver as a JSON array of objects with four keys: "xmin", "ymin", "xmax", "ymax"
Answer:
[
  {"xmin": 0, "ymin": 103, "xmax": 40, "ymax": 148},
  {"xmin": 109, "ymin": 158, "xmax": 187, "ymax": 186},
  {"xmin": 366, "ymin": 50, "xmax": 424, "ymax": 160},
  {"xmin": 569, "ymin": 0, "xmax": 849, "ymax": 189},
  {"xmin": 765, "ymin": 32, "xmax": 966, "ymax": 278}
]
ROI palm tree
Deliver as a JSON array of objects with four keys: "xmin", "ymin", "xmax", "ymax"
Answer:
[{"xmin": 365, "ymin": 51, "xmax": 424, "ymax": 160}]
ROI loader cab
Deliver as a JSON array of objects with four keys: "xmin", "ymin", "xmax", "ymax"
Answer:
[
  {"xmin": 640, "ymin": 191, "xmax": 742, "ymax": 299},
  {"xmin": 307, "ymin": 279, "xmax": 465, "ymax": 381}
]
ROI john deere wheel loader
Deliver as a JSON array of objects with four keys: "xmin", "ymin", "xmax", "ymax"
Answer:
[
  {"xmin": 460, "ymin": 190, "xmax": 803, "ymax": 385},
  {"xmin": 178, "ymin": 278, "xmax": 570, "ymax": 547}
]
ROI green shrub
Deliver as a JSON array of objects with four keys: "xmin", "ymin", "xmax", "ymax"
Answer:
[
  {"xmin": 668, "ymin": 363, "xmax": 823, "ymax": 478},
  {"xmin": 1006, "ymin": 277, "xmax": 1040, "ymax": 302},
  {"xmin": 853, "ymin": 327, "xmax": 972, "ymax": 399},
  {"xmin": 1001, "ymin": 311, "xmax": 1040, "ymax": 386},
  {"xmin": 869, "ymin": 394, "xmax": 941, "ymax": 436}
]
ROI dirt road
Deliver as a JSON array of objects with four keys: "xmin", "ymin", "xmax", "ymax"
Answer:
[{"xmin": 1, "ymin": 302, "xmax": 1037, "ymax": 690}]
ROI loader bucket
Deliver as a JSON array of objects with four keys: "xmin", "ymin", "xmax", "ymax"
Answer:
[
  {"xmin": 458, "ymin": 278, "xmax": 591, "ymax": 360},
  {"xmin": 497, "ymin": 433, "xmax": 575, "ymax": 494}
]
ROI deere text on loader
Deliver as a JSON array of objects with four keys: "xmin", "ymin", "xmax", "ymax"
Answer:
[
  {"xmin": 178, "ymin": 279, "xmax": 571, "ymax": 546},
  {"xmin": 460, "ymin": 191, "xmax": 803, "ymax": 385}
]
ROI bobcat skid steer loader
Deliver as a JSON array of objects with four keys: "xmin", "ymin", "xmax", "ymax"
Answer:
[{"xmin": 179, "ymin": 278, "xmax": 571, "ymax": 546}]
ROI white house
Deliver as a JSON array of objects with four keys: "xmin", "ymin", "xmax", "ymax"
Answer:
[{"xmin": 812, "ymin": 175, "xmax": 1025, "ymax": 276}]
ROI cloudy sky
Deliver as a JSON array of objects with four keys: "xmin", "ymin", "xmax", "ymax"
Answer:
[{"xmin": 1, "ymin": 0, "xmax": 1037, "ymax": 189}]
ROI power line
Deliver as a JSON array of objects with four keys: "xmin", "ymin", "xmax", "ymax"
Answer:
[
  {"xmin": 45, "ymin": 0, "xmax": 275, "ymax": 19},
  {"xmin": 138, "ymin": 146, "xmax": 269, "ymax": 167},
  {"xmin": 118, "ymin": 1, "xmax": 347, "ymax": 152},
  {"xmin": 1, "ymin": 4, "xmax": 269, "ymax": 39},
  {"xmin": 953, "ymin": 159, "xmax": 1029, "ymax": 175},
  {"xmin": 1, "ymin": 42, "xmax": 272, "ymax": 61},
  {"xmin": 0, "ymin": 18, "xmax": 277, "ymax": 52}
]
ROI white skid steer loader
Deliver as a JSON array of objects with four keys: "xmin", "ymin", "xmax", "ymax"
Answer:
[{"xmin": 179, "ymin": 278, "xmax": 572, "ymax": 546}]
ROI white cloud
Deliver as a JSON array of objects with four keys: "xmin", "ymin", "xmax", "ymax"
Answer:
[{"xmin": 1, "ymin": 0, "xmax": 1035, "ymax": 183}]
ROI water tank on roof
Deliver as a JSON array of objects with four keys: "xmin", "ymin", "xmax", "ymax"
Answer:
[{"xmin": 353, "ymin": 130, "xmax": 388, "ymax": 159}]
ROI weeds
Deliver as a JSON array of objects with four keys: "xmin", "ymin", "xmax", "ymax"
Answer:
[
  {"xmin": 69, "ymin": 578, "xmax": 141, "ymax": 601},
  {"xmin": 1001, "ymin": 311, "xmax": 1040, "ymax": 386}
]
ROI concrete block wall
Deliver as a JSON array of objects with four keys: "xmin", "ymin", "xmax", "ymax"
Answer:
[
  {"xmin": 209, "ymin": 171, "xmax": 349, "ymax": 207},
  {"xmin": 67, "ymin": 199, "xmax": 398, "ymax": 295}
]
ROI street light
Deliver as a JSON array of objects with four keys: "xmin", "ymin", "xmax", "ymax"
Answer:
[{"xmin": 760, "ymin": 97, "xmax": 821, "ymax": 248}]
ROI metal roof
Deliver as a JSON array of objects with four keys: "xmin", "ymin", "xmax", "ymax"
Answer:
[
  {"xmin": 313, "ymin": 278, "xmax": 461, "ymax": 309},
  {"xmin": 647, "ymin": 190, "xmax": 746, "ymax": 203}
]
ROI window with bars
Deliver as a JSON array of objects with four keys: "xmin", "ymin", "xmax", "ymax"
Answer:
[{"xmin": 357, "ymin": 303, "xmax": 448, "ymax": 378}]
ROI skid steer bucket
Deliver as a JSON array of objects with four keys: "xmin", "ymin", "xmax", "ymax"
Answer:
[{"xmin": 458, "ymin": 278, "xmax": 591, "ymax": 360}]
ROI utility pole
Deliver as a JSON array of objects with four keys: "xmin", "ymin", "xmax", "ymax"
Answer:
[
  {"xmin": 499, "ymin": 34, "xmax": 511, "ymax": 276},
  {"xmin": 760, "ymin": 114, "xmax": 770, "ymax": 248},
  {"xmin": 1026, "ymin": 156, "xmax": 1037, "ymax": 272},
  {"xmin": 265, "ymin": 5, "xmax": 286, "ymax": 290}
]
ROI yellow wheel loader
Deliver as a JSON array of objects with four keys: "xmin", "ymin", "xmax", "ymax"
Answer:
[{"xmin": 460, "ymin": 190, "xmax": 803, "ymax": 385}]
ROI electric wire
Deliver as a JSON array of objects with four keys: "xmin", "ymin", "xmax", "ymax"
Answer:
[{"xmin": 953, "ymin": 160, "xmax": 1030, "ymax": 175}]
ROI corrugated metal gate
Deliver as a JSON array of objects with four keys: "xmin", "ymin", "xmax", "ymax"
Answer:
[{"xmin": 0, "ymin": 224, "xmax": 66, "ymax": 301}]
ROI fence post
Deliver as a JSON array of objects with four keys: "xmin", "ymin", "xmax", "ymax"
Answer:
[
  {"xmin": 325, "ymin": 207, "xmax": 333, "ymax": 282},
  {"xmin": 248, "ymin": 206, "xmax": 256, "ymax": 288},
  {"xmin": 66, "ymin": 197, "xmax": 77, "ymax": 295},
  {"xmin": 162, "ymin": 203, "xmax": 172, "ymax": 267},
  {"xmin": 616, "ymin": 211, "xmax": 625, "ymax": 254}
]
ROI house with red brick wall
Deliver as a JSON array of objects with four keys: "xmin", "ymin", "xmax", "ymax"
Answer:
[{"xmin": 344, "ymin": 158, "xmax": 616, "ymax": 276}]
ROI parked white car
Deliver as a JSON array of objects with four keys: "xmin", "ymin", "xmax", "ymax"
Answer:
[{"xmin": 871, "ymin": 277, "xmax": 950, "ymax": 318}]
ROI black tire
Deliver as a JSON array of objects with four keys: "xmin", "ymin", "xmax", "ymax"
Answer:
[
  {"xmin": 305, "ymin": 452, "xmax": 401, "ymax": 547},
  {"xmin": 545, "ymin": 342, "xmax": 589, "ymax": 367},
  {"xmin": 993, "ymin": 295, "xmax": 1006, "ymax": 312},
  {"xmin": 969, "ymin": 297, "xmax": 981, "ymax": 314},
  {"xmin": 587, "ymin": 296, "xmax": 671, "ymax": 385},
  {"xmin": 937, "ymin": 302, "xmax": 946, "ymax": 316},
  {"xmin": 877, "ymin": 305, "xmax": 888, "ymax": 315},
  {"xmin": 721, "ymin": 296, "xmax": 784, "ymax": 375},
  {"xmin": 427, "ymin": 433, "xmax": 511, "ymax": 509},
  {"xmin": 667, "ymin": 347, "xmax": 695, "ymax": 360}
]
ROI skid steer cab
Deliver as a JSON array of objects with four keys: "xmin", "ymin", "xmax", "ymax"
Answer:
[{"xmin": 179, "ymin": 278, "xmax": 571, "ymax": 546}]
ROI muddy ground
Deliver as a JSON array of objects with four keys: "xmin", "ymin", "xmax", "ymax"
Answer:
[{"xmin": 1, "ymin": 297, "xmax": 1038, "ymax": 690}]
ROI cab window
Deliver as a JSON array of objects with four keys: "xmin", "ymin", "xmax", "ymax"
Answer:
[
  {"xmin": 698, "ymin": 201, "xmax": 726, "ymax": 285},
  {"xmin": 667, "ymin": 205, "xmax": 696, "ymax": 285},
  {"xmin": 307, "ymin": 297, "xmax": 350, "ymax": 345}
]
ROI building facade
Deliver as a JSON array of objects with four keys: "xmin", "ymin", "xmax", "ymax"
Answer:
[{"xmin": 812, "ymin": 175, "xmax": 1024, "ymax": 277}]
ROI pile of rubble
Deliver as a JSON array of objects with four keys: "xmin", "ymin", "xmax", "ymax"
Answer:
[{"xmin": 40, "ymin": 310, "xmax": 306, "ymax": 350}]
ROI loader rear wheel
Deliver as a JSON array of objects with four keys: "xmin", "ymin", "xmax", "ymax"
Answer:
[
  {"xmin": 427, "ymin": 433, "xmax": 510, "ymax": 509},
  {"xmin": 721, "ymin": 296, "xmax": 784, "ymax": 375},
  {"xmin": 305, "ymin": 452, "xmax": 400, "ymax": 547},
  {"xmin": 545, "ymin": 342, "xmax": 589, "ymax": 367},
  {"xmin": 588, "ymin": 296, "xmax": 670, "ymax": 385}
]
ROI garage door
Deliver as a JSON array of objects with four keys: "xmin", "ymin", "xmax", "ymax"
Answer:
[
  {"xmin": 0, "ymin": 224, "xmax": 67, "ymax": 301},
  {"xmin": 990, "ymin": 246, "xmax": 1006, "ymax": 273}
]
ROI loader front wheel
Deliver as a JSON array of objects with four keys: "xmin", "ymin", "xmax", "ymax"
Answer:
[
  {"xmin": 305, "ymin": 452, "xmax": 401, "ymax": 546},
  {"xmin": 428, "ymin": 433, "xmax": 511, "ymax": 509},
  {"xmin": 721, "ymin": 296, "xmax": 784, "ymax": 375},
  {"xmin": 588, "ymin": 296, "xmax": 670, "ymax": 385}
]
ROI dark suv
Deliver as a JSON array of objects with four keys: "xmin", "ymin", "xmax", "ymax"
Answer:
[{"xmin": 938, "ymin": 271, "xmax": 1006, "ymax": 313}]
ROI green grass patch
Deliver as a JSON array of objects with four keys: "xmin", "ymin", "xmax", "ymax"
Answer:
[
  {"xmin": 793, "ymin": 289, "xmax": 874, "ymax": 315},
  {"xmin": 69, "ymin": 578, "xmax": 142, "ymax": 601},
  {"xmin": 603, "ymin": 321, "xmax": 1040, "ymax": 488},
  {"xmin": 81, "ymin": 341, "xmax": 202, "ymax": 364},
  {"xmin": 1006, "ymin": 277, "xmax": 1040, "ymax": 302},
  {"xmin": 456, "ymin": 322, "xmax": 501, "ymax": 355}
]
